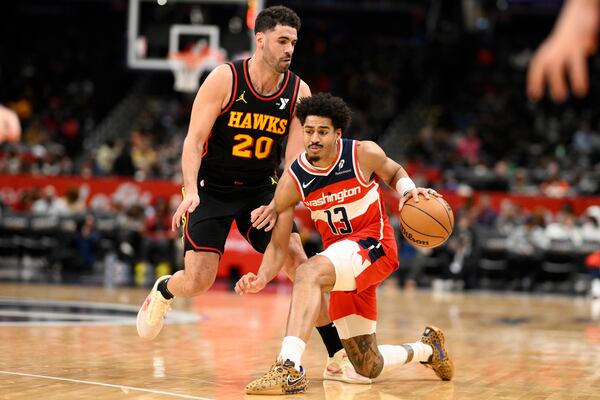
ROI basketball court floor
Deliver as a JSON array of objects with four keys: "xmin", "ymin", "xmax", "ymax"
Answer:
[{"xmin": 1, "ymin": 281, "xmax": 600, "ymax": 399}]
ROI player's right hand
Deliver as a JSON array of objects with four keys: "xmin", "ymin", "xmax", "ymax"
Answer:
[
  {"xmin": 171, "ymin": 192, "xmax": 200, "ymax": 231},
  {"xmin": 235, "ymin": 272, "xmax": 267, "ymax": 295}
]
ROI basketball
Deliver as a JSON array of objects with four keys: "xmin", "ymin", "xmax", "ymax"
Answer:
[{"xmin": 399, "ymin": 194, "xmax": 454, "ymax": 248}]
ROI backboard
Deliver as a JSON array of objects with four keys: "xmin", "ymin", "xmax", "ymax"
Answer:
[{"xmin": 127, "ymin": 0, "xmax": 263, "ymax": 71}]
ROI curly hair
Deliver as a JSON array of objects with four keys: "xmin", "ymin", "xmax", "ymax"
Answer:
[
  {"xmin": 254, "ymin": 6, "xmax": 301, "ymax": 34},
  {"xmin": 295, "ymin": 93, "xmax": 352, "ymax": 132}
]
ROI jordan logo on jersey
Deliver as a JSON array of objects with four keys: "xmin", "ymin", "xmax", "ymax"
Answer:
[
  {"xmin": 236, "ymin": 90, "xmax": 248, "ymax": 104},
  {"xmin": 276, "ymin": 98, "xmax": 289, "ymax": 110}
]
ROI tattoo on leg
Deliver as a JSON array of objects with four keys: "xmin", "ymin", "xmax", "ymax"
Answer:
[
  {"xmin": 341, "ymin": 333, "xmax": 384, "ymax": 378},
  {"xmin": 401, "ymin": 344, "xmax": 414, "ymax": 364}
]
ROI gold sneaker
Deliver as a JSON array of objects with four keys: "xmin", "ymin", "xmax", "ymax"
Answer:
[
  {"xmin": 136, "ymin": 275, "xmax": 173, "ymax": 340},
  {"xmin": 419, "ymin": 326, "xmax": 454, "ymax": 381},
  {"xmin": 245, "ymin": 359, "xmax": 308, "ymax": 395}
]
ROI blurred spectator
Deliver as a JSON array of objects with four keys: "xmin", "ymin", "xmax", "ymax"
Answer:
[
  {"xmin": 475, "ymin": 194, "xmax": 497, "ymax": 228},
  {"xmin": 580, "ymin": 216, "xmax": 600, "ymax": 243},
  {"xmin": 544, "ymin": 212, "xmax": 582, "ymax": 248},
  {"xmin": 95, "ymin": 139, "xmax": 119, "ymax": 175},
  {"xmin": 113, "ymin": 141, "xmax": 136, "ymax": 177},
  {"xmin": 64, "ymin": 186, "xmax": 85, "ymax": 214},
  {"xmin": 446, "ymin": 215, "xmax": 477, "ymax": 289},
  {"xmin": 130, "ymin": 130, "xmax": 158, "ymax": 179},
  {"xmin": 506, "ymin": 214, "xmax": 547, "ymax": 290},
  {"xmin": 31, "ymin": 185, "xmax": 68, "ymax": 216},
  {"xmin": 455, "ymin": 126, "xmax": 481, "ymax": 166},
  {"xmin": 496, "ymin": 200, "xmax": 525, "ymax": 236},
  {"xmin": 142, "ymin": 197, "xmax": 177, "ymax": 268},
  {"xmin": 73, "ymin": 214, "xmax": 100, "ymax": 269}
]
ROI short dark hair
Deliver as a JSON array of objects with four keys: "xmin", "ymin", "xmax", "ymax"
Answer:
[
  {"xmin": 254, "ymin": 5, "xmax": 301, "ymax": 34},
  {"xmin": 295, "ymin": 93, "xmax": 352, "ymax": 132}
]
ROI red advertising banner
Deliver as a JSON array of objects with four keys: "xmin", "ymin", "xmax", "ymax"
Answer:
[{"xmin": 1, "ymin": 174, "xmax": 599, "ymax": 215}]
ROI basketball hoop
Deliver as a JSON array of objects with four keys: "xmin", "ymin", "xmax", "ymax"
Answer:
[{"xmin": 168, "ymin": 44, "xmax": 225, "ymax": 93}]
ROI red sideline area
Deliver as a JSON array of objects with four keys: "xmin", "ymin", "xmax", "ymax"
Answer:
[{"xmin": 2, "ymin": 174, "xmax": 600, "ymax": 280}]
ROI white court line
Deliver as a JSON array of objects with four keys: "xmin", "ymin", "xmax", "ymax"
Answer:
[{"xmin": 0, "ymin": 371, "xmax": 213, "ymax": 400}]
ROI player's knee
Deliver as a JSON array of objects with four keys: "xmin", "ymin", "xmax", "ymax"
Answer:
[
  {"xmin": 288, "ymin": 234, "xmax": 308, "ymax": 266},
  {"xmin": 181, "ymin": 271, "xmax": 214, "ymax": 296},
  {"xmin": 181, "ymin": 264, "xmax": 217, "ymax": 296},
  {"xmin": 294, "ymin": 262, "xmax": 320, "ymax": 286}
]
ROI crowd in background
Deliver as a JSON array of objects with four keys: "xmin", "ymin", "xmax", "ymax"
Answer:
[{"xmin": 1, "ymin": 1, "xmax": 600, "ymax": 292}]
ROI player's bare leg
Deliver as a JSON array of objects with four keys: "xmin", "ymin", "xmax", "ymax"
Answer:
[
  {"xmin": 246, "ymin": 256, "xmax": 335, "ymax": 394},
  {"xmin": 339, "ymin": 327, "xmax": 453, "ymax": 381},
  {"xmin": 136, "ymin": 251, "xmax": 219, "ymax": 340},
  {"xmin": 283, "ymin": 236, "xmax": 360, "ymax": 383}
]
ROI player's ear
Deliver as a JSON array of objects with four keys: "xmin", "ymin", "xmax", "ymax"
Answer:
[
  {"xmin": 256, "ymin": 32, "xmax": 265, "ymax": 49},
  {"xmin": 335, "ymin": 128, "xmax": 342, "ymax": 139}
]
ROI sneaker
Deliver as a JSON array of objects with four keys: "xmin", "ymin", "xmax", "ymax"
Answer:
[
  {"xmin": 245, "ymin": 359, "xmax": 308, "ymax": 395},
  {"xmin": 136, "ymin": 275, "xmax": 173, "ymax": 340},
  {"xmin": 419, "ymin": 325, "xmax": 454, "ymax": 381},
  {"xmin": 323, "ymin": 349, "xmax": 372, "ymax": 384}
]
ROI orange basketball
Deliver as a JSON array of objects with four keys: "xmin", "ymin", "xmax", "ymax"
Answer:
[{"xmin": 399, "ymin": 194, "xmax": 454, "ymax": 248}]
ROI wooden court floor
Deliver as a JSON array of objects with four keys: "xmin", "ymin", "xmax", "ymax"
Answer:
[{"xmin": 1, "ymin": 282, "xmax": 600, "ymax": 399}]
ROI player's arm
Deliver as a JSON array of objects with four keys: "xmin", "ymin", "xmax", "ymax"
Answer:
[
  {"xmin": 284, "ymin": 80, "xmax": 311, "ymax": 170},
  {"xmin": 251, "ymin": 80, "xmax": 310, "ymax": 231},
  {"xmin": 171, "ymin": 64, "xmax": 232, "ymax": 230},
  {"xmin": 235, "ymin": 172, "xmax": 300, "ymax": 295},
  {"xmin": 356, "ymin": 140, "xmax": 441, "ymax": 211}
]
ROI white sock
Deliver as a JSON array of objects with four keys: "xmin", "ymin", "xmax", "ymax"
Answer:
[
  {"xmin": 278, "ymin": 336, "xmax": 306, "ymax": 371},
  {"xmin": 379, "ymin": 342, "xmax": 432, "ymax": 373}
]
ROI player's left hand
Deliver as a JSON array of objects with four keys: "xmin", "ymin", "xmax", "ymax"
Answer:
[
  {"xmin": 251, "ymin": 202, "xmax": 276, "ymax": 232},
  {"xmin": 527, "ymin": 0, "xmax": 599, "ymax": 102},
  {"xmin": 235, "ymin": 272, "xmax": 267, "ymax": 295},
  {"xmin": 399, "ymin": 187, "xmax": 442, "ymax": 212}
]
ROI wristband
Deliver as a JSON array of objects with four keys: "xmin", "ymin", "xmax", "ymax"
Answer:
[{"xmin": 396, "ymin": 177, "xmax": 416, "ymax": 196}]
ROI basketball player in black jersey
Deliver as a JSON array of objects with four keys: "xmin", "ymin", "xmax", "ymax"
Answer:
[{"xmin": 136, "ymin": 6, "xmax": 364, "ymax": 383}]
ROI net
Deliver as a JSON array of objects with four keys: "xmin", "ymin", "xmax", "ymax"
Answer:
[{"xmin": 168, "ymin": 43, "xmax": 225, "ymax": 93}]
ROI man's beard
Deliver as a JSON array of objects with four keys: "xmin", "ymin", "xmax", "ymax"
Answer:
[
  {"xmin": 275, "ymin": 62, "xmax": 290, "ymax": 73},
  {"xmin": 306, "ymin": 155, "xmax": 320, "ymax": 163}
]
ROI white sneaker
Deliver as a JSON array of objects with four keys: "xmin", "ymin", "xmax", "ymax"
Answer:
[
  {"xmin": 136, "ymin": 275, "xmax": 173, "ymax": 340},
  {"xmin": 323, "ymin": 349, "xmax": 372, "ymax": 384}
]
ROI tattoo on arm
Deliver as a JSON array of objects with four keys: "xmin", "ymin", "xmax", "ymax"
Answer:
[{"xmin": 341, "ymin": 333, "xmax": 384, "ymax": 378}]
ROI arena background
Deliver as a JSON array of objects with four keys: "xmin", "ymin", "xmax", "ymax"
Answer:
[{"xmin": 1, "ymin": 1, "xmax": 600, "ymax": 399}]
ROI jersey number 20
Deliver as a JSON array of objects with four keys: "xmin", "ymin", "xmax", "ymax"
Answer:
[{"xmin": 232, "ymin": 134, "xmax": 274, "ymax": 159}]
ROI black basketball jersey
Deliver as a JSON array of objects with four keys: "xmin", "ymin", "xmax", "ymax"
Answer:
[{"xmin": 199, "ymin": 58, "xmax": 301, "ymax": 187}]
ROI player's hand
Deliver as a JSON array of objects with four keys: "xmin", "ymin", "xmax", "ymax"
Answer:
[
  {"xmin": 171, "ymin": 191, "xmax": 200, "ymax": 231},
  {"xmin": 399, "ymin": 187, "xmax": 442, "ymax": 212},
  {"xmin": 251, "ymin": 202, "xmax": 276, "ymax": 232},
  {"xmin": 235, "ymin": 272, "xmax": 267, "ymax": 295},
  {"xmin": 0, "ymin": 105, "xmax": 21, "ymax": 144},
  {"xmin": 527, "ymin": 0, "xmax": 599, "ymax": 102}
]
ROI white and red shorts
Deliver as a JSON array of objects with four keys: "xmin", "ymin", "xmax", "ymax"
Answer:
[{"xmin": 318, "ymin": 235, "xmax": 398, "ymax": 339}]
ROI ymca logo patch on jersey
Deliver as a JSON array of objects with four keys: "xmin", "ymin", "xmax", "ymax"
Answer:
[{"xmin": 276, "ymin": 98, "xmax": 289, "ymax": 110}]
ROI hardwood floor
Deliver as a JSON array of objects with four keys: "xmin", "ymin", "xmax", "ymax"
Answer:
[{"xmin": 1, "ymin": 282, "xmax": 599, "ymax": 399}]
